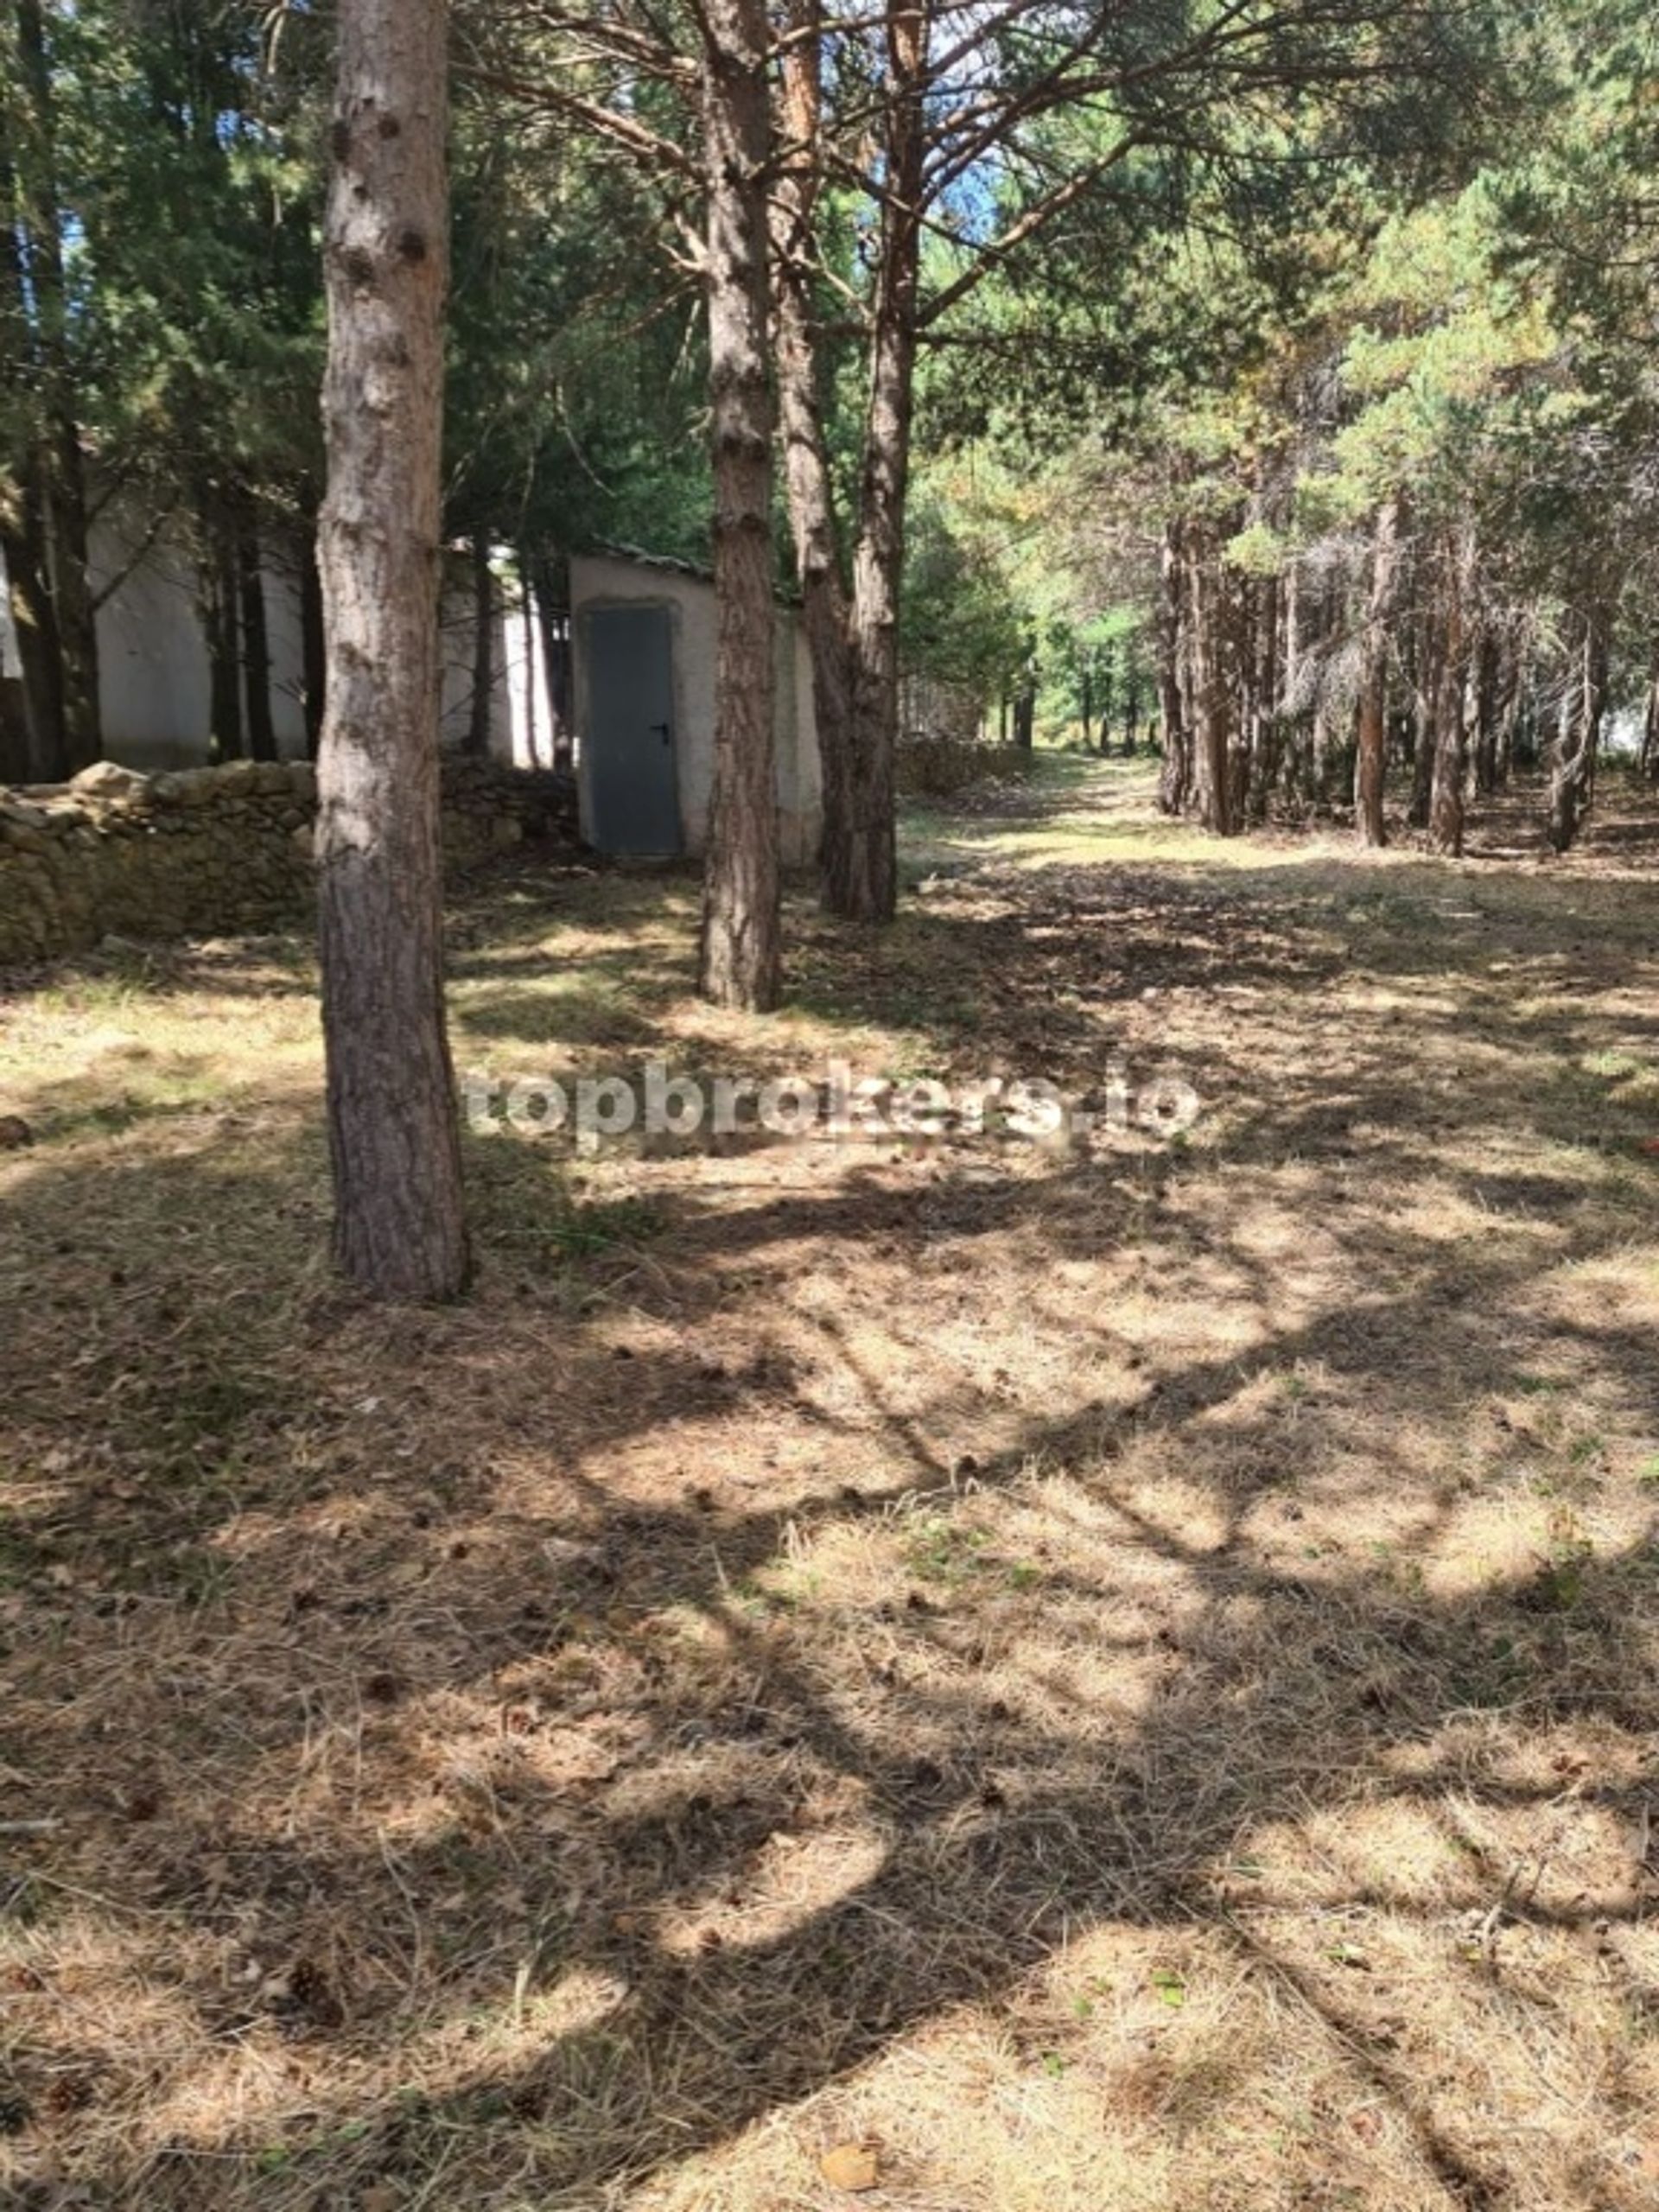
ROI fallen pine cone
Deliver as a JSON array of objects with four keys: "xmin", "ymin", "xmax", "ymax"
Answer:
[{"xmin": 0, "ymin": 1116, "xmax": 34, "ymax": 1151}]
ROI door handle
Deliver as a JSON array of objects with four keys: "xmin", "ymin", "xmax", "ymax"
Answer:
[{"xmin": 650, "ymin": 722, "xmax": 672, "ymax": 746}]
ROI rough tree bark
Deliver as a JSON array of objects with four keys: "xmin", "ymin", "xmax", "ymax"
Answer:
[
  {"xmin": 1426, "ymin": 535, "xmax": 1471, "ymax": 858},
  {"xmin": 0, "ymin": 99, "xmax": 67, "ymax": 780},
  {"xmin": 1547, "ymin": 607, "xmax": 1609, "ymax": 854},
  {"xmin": 1354, "ymin": 498, "xmax": 1398, "ymax": 849},
  {"xmin": 467, "ymin": 535, "xmax": 493, "ymax": 756},
  {"xmin": 299, "ymin": 500, "xmax": 327, "ymax": 759},
  {"xmin": 834, "ymin": 0, "xmax": 929, "ymax": 924},
  {"xmin": 1281, "ymin": 557, "xmax": 1301, "ymax": 732},
  {"xmin": 12, "ymin": 0, "xmax": 99, "ymax": 772},
  {"xmin": 1245, "ymin": 572, "xmax": 1281, "ymax": 821},
  {"xmin": 697, "ymin": 0, "xmax": 781, "ymax": 1008},
  {"xmin": 1307, "ymin": 571, "xmax": 1352, "ymax": 811},
  {"xmin": 1408, "ymin": 613, "xmax": 1440, "ymax": 831},
  {"xmin": 1012, "ymin": 667, "xmax": 1035, "ymax": 748},
  {"xmin": 768, "ymin": 0, "xmax": 855, "ymax": 893},
  {"xmin": 0, "ymin": 469, "xmax": 64, "ymax": 779},
  {"xmin": 1185, "ymin": 525, "xmax": 1239, "ymax": 836},
  {"xmin": 200, "ymin": 499, "xmax": 245, "ymax": 760},
  {"xmin": 237, "ymin": 499, "xmax": 277, "ymax": 763},
  {"xmin": 529, "ymin": 552, "xmax": 572, "ymax": 765},
  {"xmin": 1471, "ymin": 625, "xmax": 1502, "ymax": 797},
  {"xmin": 315, "ymin": 0, "xmax": 470, "ymax": 1300},
  {"xmin": 1492, "ymin": 626, "xmax": 1522, "ymax": 787},
  {"xmin": 1156, "ymin": 518, "xmax": 1191, "ymax": 815},
  {"xmin": 518, "ymin": 556, "xmax": 541, "ymax": 766}
]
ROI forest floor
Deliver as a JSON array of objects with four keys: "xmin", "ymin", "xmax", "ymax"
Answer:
[{"xmin": 3, "ymin": 758, "xmax": 1659, "ymax": 2212}]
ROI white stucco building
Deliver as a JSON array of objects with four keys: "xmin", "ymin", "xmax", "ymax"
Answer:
[
  {"xmin": 2, "ymin": 521, "xmax": 823, "ymax": 872},
  {"xmin": 570, "ymin": 549, "xmax": 821, "ymax": 864},
  {"xmin": 0, "ymin": 511, "xmax": 553, "ymax": 778}
]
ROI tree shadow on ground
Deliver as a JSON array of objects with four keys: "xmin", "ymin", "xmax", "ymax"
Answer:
[
  {"xmin": 3, "ymin": 1126, "xmax": 1656, "ymax": 2206},
  {"xmin": 2, "ymin": 775, "xmax": 1657, "ymax": 2211}
]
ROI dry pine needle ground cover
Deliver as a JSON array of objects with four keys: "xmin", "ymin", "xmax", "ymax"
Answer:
[{"xmin": 2, "ymin": 757, "xmax": 1658, "ymax": 2212}]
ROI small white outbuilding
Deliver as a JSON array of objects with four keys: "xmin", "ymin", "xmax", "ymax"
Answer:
[
  {"xmin": 2, "ymin": 515, "xmax": 823, "ymax": 871},
  {"xmin": 0, "ymin": 508, "xmax": 551, "ymax": 780},
  {"xmin": 570, "ymin": 550, "xmax": 822, "ymax": 865}
]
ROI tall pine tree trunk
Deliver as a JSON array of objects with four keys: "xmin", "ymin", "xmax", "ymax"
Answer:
[
  {"xmin": 1012, "ymin": 666, "xmax": 1035, "ymax": 748},
  {"xmin": 834, "ymin": 0, "xmax": 927, "ymax": 924},
  {"xmin": 769, "ymin": 0, "xmax": 854, "ymax": 887},
  {"xmin": 0, "ymin": 116, "xmax": 65, "ymax": 779},
  {"xmin": 1471, "ymin": 626, "xmax": 1502, "ymax": 796},
  {"xmin": 1185, "ymin": 526, "xmax": 1238, "ymax": 836},
  {"xmin": 201, "ymin": 498, "xmax": 245, "ymax": 760},
  {"xmin": 1156, "ymin": 518, "xmax": 1191, "ymax": 815},
  {"xmin": 697, "ymin": 0, "xmax": 780, "ymax": 1008},
  {"xmin": 237, "ymin": 499, "xmax": 277, "ymax": 762},
  {"xmin": 1354, "ymin": 499, "xmax": 1398, "ymax": 849},
  {"xmin": 300, "ymin": 500, "xmax": 327, "ymax": 759},
  {"xmin": 0, "ymin": 467, "xmax": 65, "ymax": 779},
  {"xmin": 518, "ymin": 553, "xmax": 540, "ymax": 766},
  {"xmin": 1426, "ymin": 535, "xmax": 1471, "ymax": 858},
  {"xmin": 1123, "ymin": 665, "xmax": 1141, "ymax": 753},
  {"xmin": 529, "ymin": 552, "xmax": 571, "ymax": 765},
  {"xmin": 14, "ymin": 0, "xmax": 99, "ymax": 771},
  {"xmin": 1492, "ymin": 625, "xmax": 1522, "ymax": 787},
  {"xmin": 1245, "ymin": 574, "xmax": 1280, "ymax": 820},
  {"xmin": 466, "ymin": 534, "xmax": 493, "ymax": 755},
  {"xmin": 1408, "ymin": 613, "xmax": 1440, "ymax": 831},
  {"xmin": 1547, "ymin": 607, "xmax": 1609, "ymax": 854},
  {"xmin": 316, "ymin": 0, "xmax": 469, "ymax": 1300}
]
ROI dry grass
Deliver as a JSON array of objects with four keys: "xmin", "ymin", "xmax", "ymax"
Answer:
[{"xmin": 2, "ymin": 761, "xmax": 1658, "ymax": 2212}]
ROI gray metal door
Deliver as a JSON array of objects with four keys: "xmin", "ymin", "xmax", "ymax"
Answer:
[{"xmin": 585, "ymin": 604, "xmax": 681, "ymax": 855}]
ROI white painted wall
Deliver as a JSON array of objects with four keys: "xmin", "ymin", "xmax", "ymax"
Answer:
[
  {"xmin": 92, "ymin": 522, "xmax": 247, "ymax": 768},
  {"xmin": 569, "ymin": 551, "xmax": 821, "ymax": 865},
  {"xmin": 0, "ymin": 510, "xmax": 541, "ymax": 774},
  {"xmin": 2, "ymin": 522, "xmax": 814, "ymax": 837}
]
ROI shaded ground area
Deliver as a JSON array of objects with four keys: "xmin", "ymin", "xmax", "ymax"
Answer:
[{"xmin": 3, "ymin": 760, "xmax": 1658, "ymax": 2212}]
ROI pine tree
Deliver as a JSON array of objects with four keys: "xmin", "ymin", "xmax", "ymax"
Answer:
[{"xmin": 315, "ymin": 0, "xmax": 471, "ymax": 1300}]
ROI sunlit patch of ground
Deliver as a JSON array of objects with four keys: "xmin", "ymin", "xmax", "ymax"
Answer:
[{"xmin": 2, "ymin": 761, "xmax": 1657, "ymax": 2210}]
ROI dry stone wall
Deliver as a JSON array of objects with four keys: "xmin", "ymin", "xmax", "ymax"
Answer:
[{"xmin": 0, "ymin": 756, "xmax": 575, "ymax": 969}]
